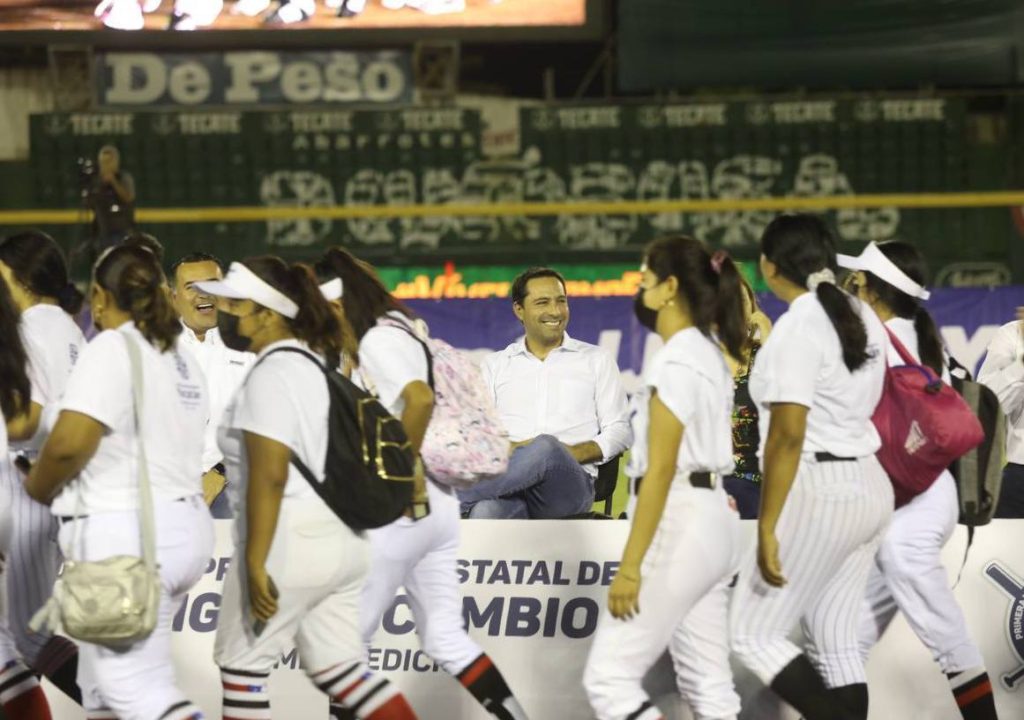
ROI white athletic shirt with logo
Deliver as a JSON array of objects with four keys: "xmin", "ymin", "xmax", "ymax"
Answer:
[
  {"xmin": 630, "ymin": 327, "xmax": 736, "ymax": 476},
  {"xmin": 217, "ymin": 339, "xmax": 327, "ymax": 522},
  {"xmin": 178, "ymin": 324, "xmax": 254, "ymax": 471},
  {"xmin": 51, "ymin": 322, "xmax": 208, "ymax": 516},
  {"xmin": 750, "ymin": 291, "xmax": 888, "ymax": 459},
  {"xmin": 15, "ymin": 304, "xmax": 86, "ymax": 456}
]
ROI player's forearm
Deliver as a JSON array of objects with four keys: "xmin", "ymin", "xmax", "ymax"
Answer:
[
  {"xmin": 759, "ymin": 425, "xmax": 804, "ymax": 537},
  {"xmin": 245, "ymin": 470, "xmax": 285, "ymax": 572},
  {"xmin": 25, "ymin": 444, "xmax": 89, "ymax": 504}
]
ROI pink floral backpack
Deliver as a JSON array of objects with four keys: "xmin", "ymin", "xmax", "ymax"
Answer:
[{"xmin": 386, "ymin": 320, "xmax": 509, "ymax": 489}]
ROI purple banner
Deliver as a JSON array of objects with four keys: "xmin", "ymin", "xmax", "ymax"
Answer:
[{"xmin": 409, "ymin": 287, "xmax": 1024, "ymax": 390}]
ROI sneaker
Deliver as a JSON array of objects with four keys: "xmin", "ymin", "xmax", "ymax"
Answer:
[
  {"xmin": 335, "ymin": 0, "xmax": 364, "ymax": 15},
  {"xmin": 142, "ymin": 0, "xmax": 161, "ymax": 12},
  {"xmin": 95, "ymin": 0, "xmax": 145, "ymax": 29},
  {"xmin": 231, "ymin": 0, "xmax": 270, "ymax": 16},
  {"xmin": 168, "ymin": 9, "xmax": 196, "ymax": 28},
  {"xmin": 264, "ymin": 0, "xmax": 312, "ymax": 24}
]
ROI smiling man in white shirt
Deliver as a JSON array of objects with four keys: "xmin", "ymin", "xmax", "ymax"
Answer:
[
  {"xmin": 978, "ymin": 306, "xmax": 1024, "ymax": 518},
  {"xmin": 459, "ymin": 267, "xmax": 632, "ymax": 519},
  {"xmin": 171, "ymin": 252, "xmax": 254, "ymax": 518}
]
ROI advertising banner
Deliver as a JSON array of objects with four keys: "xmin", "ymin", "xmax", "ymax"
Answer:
[
  {"xmin": 95, "ymin": 51, "xmax": 414, "ymax": 107},
  {"xmin": 42, "ymin": 519, "xmax": 1024, "ymax": 719}
]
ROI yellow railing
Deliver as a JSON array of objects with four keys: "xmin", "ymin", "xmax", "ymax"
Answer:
[{"xmin": 1, "ymin": 191, "xmax": 1023, "ymax": 225}]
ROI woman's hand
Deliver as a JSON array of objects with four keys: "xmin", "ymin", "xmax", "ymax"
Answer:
[
  {"xmin": 757, "ymin": 531, "xmax": 786, "ymax": 588},
  {"xmin": 608, "ymin": 567, "xmax": 641, "ymax": 620},
  {"xmin": 247, "ymin": 565, "xmax": 279, "ymax": 623}
]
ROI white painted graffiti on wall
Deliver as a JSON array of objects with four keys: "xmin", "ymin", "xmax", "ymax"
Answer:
[{"xmin": 257, "ymin": 150, "xmax": 901, "ymax": 248}]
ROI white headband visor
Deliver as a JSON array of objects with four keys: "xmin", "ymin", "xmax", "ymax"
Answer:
[
  {"xmin": 837, "ymin": 243, "xmax": 931, "ymax": 301},
  {"xmin": 319, "ymin": 278, "xmax": 343, "ymax": 302},
  {"xmin": 193, "ymin": 262, "xmax": 300, "ymax": 319}
]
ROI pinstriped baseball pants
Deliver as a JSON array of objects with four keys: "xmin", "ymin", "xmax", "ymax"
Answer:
[
  {"xmin": 1, "ymin": 453, "xmax": 60, "ymax": 666},
  {"xmin": 730, "ymin": 454, "xmax": 893, "ymax": 688}
]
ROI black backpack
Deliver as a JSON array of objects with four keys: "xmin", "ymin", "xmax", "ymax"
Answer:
[
  {"xmin": 947, "ymin": 355, "xmax": 1006, "ymax": 527},
  {"xmin": 257, "ymin": 347, "xmax": 416, "ymax": 530}
]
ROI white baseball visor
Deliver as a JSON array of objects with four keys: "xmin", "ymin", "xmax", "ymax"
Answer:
[
  {"xmin": 319, "ymin": 278, "xmax": 343, "ymax": 301},
  {"xmin": 193, "ymin": 262, "xmax": 300, "ymax": 319},
  {"xmin": 837, "ymin": 242, "xmax": 931, "ymax": 301}
]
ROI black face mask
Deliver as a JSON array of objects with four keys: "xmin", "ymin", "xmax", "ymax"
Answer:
[
  {"xmin": 633, "ymin": 288, "xmax": 658, "ymax": 331},
  {"xmin": 217, "ymin": 311, "xmax": 252, "ymax": 352}
]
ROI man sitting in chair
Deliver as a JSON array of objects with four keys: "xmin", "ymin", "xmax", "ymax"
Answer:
[{"xmin": 459, "ymin": 267, "xmax": 631, "ymax": 519}]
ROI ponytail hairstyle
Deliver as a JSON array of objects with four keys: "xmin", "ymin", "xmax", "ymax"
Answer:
[
  {"xmin": 313, "ymin": 247, "xmax": 416, "ymax": 341},
  {"xmin": 761, "ymin": 214, "xmax": 870, "ymax": 371},
  {"xmin": 862, "ymin": 241, "xmax": 944, "ymax": 375},
  {"xmin": 643, "ymin": 235, "xmax": 748, "ymax": 361},
  {"xmin": 0, "ymin": 274, "xmax": 32, "ymax": 420},
  {"xmin": 244, "ymin": 256, "xmax": 344, "ymax": 370},
  {"xmin": 93, "ymin": 245, "xmax": 181, "ymax": 352},
  {"xmin": 0, "ymin": 231, "xmax": 84, "ymax": 314}
]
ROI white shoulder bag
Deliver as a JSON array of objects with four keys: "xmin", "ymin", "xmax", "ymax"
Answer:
[{"xmin": 30, "ymin": 330, "xmax": 161, "ymax": 648}]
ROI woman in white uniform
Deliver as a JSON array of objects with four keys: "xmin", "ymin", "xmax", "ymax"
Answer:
[
  {"xmin": 315, "ymin": 247, "xmax": 529, "ymax": 720},
  {"xmin": 198, "ymin": 256, "xmax": 418, "ymax": 720},
  {"xmin": 583, "ymin": 236, "xmax": 747, "ymax": 720},
  {"xmin": 0, "ymin": 231, "xmax": 87, "ymax": 705},
  {"xmin": 0, "ymin": 266, "xmax": 54, "ymax": 720},
  {"xmin": 839, "ymin": 241, "xmax": 999, "ymax": 720},
  {"xmin": 26, "ymin": 244, "xmax": 212, "ymax": 720},
  {"xmin": 729, "ymin": 214, "xmax": 892, "ymax": 720}
]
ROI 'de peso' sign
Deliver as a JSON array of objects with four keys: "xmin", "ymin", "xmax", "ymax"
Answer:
[{"xmin": 95, "ymin": 51, "xmax": 413, "ymax": 107}]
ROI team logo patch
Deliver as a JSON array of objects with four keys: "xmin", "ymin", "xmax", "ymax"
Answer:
[
  {"xmin": 984, "ymin": 562, "xmax": 1024, "ymax": 690},
  {"xmin": 903, "ymin": 420, "xmax": 927, "ymax": 455}
]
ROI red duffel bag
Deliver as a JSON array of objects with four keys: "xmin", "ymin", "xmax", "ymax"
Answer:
[{"xmin": 873, "ymin": 329, "xmax": 984, "ymax": 507}]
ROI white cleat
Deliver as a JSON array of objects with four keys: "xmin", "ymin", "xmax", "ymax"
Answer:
[{"xmin": 95, "ymin": 0, "xmax": 145, "ymax": 29}]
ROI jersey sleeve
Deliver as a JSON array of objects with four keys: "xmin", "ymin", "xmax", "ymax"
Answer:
[
  {"xmin": 756, "ymin": 317, "xmax": 822, "ymax": 408},
  {"xmin": 231, "ymin": 360, "xmax": 303, "ymax": 450},
  {"xmin": 358, "ymin": 326, "xmax": 430, "ymax": 410},
  {"xmin": 59, "ymin": 331, "xmax": 131, "ymax": 430},
  {"xmin": 651, "ymin": 358, "xmax": 703, "ymax": 428}
]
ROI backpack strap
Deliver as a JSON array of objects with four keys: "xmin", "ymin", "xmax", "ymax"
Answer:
[
  {"xmin": 378, "ymin": 319, "xmax": 436, "ymax": 391},
  {"xmin": 247, "ymin": 345, "xmax": 330, "ymax": 486},
  {"xmin": 884, "ymin": 326, "xmax": 918, "ymax": 367}
]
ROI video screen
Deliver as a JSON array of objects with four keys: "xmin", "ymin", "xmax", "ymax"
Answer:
[{"xmin": 0, "ymin": 0, "xmax": 587, "ymax": 32}]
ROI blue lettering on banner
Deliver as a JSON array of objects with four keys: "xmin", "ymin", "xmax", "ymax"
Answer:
[{"xmin": 456, "ymin": 559, "xmax": 604, "ymax": 586}]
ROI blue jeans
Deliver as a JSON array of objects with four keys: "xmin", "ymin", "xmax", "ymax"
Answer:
[
  {"xmin": 209, "ymin": 489, "xmax": 233, "ymax": 519},
  {"xmin": 458, "ymin": 435, "xmax": 594, "ymax": 519}
]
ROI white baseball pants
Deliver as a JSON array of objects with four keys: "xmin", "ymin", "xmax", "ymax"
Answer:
[
  {"xmin": 58, "ymin": 496, "xmax": 213, "ymax": 720},
  {"xmin": 731, "ymin": 454, "xmax": 893, "ymax": 689},
  {"xmin": 856, "ymin": 470, "xmax": 984, "ymax": 675},
  {"xmin": 214, "ymin": 496, "xmax": 371, "ymax": 674},
  {"xmin": 361, "ymin": 480, "xmax": 482, "ymax": 676},
  {"xmin": 584, "ymin": 479, "xmax": 745, "ymax": 720}
]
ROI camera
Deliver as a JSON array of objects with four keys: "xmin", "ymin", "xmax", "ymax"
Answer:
[{"xmin": 77, "ymin": 156, "xmax": 96, "ymax": 195}]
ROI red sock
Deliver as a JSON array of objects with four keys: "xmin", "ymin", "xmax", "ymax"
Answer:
[
  {"xmin": 362, "ymin": 694, "xmax": 418, "ymax": 720},
  {"xmin": 311, "ymin": 662, "xmax": 418, "ymax": 720},
  {"xmin": 0, "ymin": 660, "xmax": 53, "ymax": 720}
]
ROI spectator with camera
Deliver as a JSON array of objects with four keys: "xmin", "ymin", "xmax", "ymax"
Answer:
[{"xmin": 88, "ymin": 145, "xmax": 136, "ymax": 253}]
